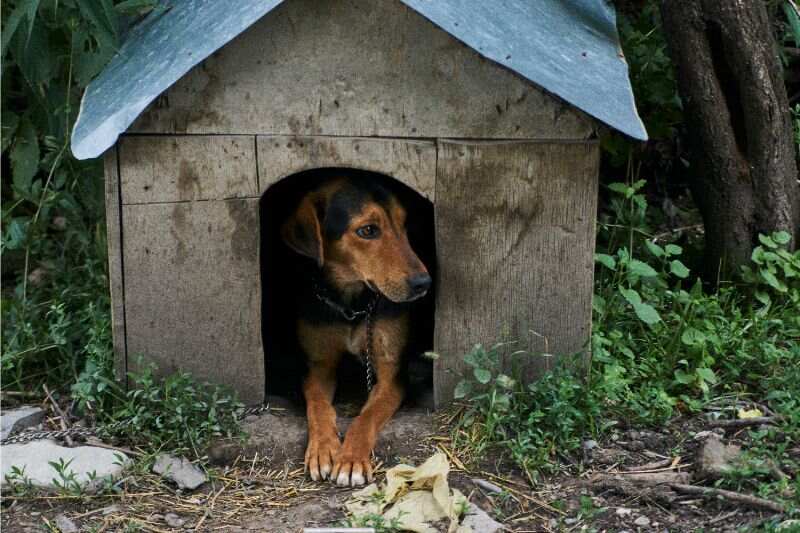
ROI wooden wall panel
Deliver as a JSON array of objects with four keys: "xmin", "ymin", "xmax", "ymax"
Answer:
[
  {"xmin": 433, "ymin": 140, "xmax": 599, "ymax": 406},
  {"xmin": 130, "ymin": 0, "xmax": 592, "ymax": 140},
  {"xmin": 119, "ymin": 136, "xmax": 258, "ymax": 204},
  {"xmin": 104, "ymin": 147, "xmax": 127, "ymax": 383},
  {"xmin": 257, "ymin": 136, "xmax": 436, "ymax": 200},
  {"xmin": 121, "ymin": 199, "xmax": 264, "ymax": 404}
]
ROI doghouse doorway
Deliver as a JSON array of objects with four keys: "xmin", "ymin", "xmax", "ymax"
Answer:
[{"xmin": 260, "ymin": 168, "xmax": 436, "ymax": 407}]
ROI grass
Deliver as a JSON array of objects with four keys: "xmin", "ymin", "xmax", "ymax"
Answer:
[{"xmin": 451, "ymin": 181, "xmax": 800, "ymax": 516}]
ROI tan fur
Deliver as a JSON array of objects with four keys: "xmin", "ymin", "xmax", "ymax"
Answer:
[{"xmin": 285, "ymin": 177, "xmax": 425, "ymax": 487}]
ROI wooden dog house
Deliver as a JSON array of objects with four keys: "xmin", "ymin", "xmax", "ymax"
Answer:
[{"xmin": 71, "ymin": 0, "xmax": 646, "ymax": 406}]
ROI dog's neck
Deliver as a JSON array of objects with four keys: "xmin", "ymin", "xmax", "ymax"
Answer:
[{"xmin": 311, "ymin": 266, "xmax": 375, "ymax": 317}]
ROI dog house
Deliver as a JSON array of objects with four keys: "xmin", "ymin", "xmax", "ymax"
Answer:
[{"xmin": 71, "ymin": 0, "xmax": 646, "ymax": 406}]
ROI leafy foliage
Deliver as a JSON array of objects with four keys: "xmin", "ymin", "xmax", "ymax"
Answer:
[
  {"xmin": 453, "ymin": 182, "xmax": 800, "ymax": 508},
  {"xmin": 1, "ymin": 0, "xmax": 153, "ymax": 392},
  {"xmin": 88, "ymin": 361, "xmax": 245, "ymax": 455}
]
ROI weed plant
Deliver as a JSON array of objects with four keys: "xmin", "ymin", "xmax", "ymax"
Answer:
[{"xmin": 452, "ymin": 181, "xmax": 800, "ymax": 514}]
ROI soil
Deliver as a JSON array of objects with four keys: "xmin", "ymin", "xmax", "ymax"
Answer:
[{"xmin": 1, "ymin": 402, "xmax": 794, "ymax": 532}]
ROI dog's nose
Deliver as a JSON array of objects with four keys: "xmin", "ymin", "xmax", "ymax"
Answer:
[{"xmin": 407, "ymin": 273, "xmax": 432, "ymax": 296}]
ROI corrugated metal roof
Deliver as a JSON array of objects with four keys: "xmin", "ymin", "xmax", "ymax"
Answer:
[{"xmin": 70, "ymin": 0, "xmax": 647, "ymax": 160}]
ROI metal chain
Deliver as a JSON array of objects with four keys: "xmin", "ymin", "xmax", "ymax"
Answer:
[
  {"xmin": 362, "ymin": 294, "xmax": 380, "ymax": 392},
  {"xmin": 0, "ymin": 403, "xmax": 275, "ymax": 446}
]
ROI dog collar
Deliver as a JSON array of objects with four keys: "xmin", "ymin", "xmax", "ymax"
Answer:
[{"xmin": 311, "ymin": 277, "xmax": 377, "ymax": 322}]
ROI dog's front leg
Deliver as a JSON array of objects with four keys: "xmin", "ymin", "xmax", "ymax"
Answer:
[
  {"xmin": 303, "ymin": 357, "xmax": 342, "ymax": 481},
  {"xmin": 332, "ymin": 356, "xmax": 403, "ymax": 487}
]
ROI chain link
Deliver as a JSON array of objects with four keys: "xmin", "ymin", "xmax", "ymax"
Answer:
[{"xmin": 362, "ymin": 293, "xmax": 380, "ymax": 392}]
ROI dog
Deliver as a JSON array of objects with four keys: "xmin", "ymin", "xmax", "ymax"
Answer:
[{"xmin": 280, "ymin": 173, "xmax": 432, "ymax": 487}]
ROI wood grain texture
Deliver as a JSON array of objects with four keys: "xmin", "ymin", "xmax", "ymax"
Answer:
[
  {"xmin": 119, "ymin": 135, "xmax": 258, "ymax": 204},
  {"xmin": 130, "ymin": 0, "xmax": 592, "ymax": 140},
  {"xmin": 433, "ymin": 140, "xmax": 599, "ymax": 406},
  {"xmin": 104, "ymin": 147, "xmax": 127, "ymax": 384},
  {"xmin": 257, "ymin": 136, "xmax": 436, "ymax": 200},
  {"xmin": 121, "ymin": 199, "xmax": 265, "ymax": 404}
]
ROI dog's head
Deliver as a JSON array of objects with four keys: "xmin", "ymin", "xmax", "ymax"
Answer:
[{"xmin": 281, "ymin": 176, "xmax": 431, "ymax": 303}]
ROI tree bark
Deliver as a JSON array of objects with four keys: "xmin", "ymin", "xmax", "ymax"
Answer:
[{"xmin": 660, "ymin": 0, "xmax": 800, "ymax": 278}]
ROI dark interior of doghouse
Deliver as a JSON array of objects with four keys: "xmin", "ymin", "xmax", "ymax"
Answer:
[{"xmin": 260, "ymin": 168, "xmax": 436, "ymax": 408}]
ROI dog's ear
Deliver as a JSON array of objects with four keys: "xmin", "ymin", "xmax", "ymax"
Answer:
[{"xmin": 281, "ymin": 196, "xmax": 324, "ymax": 267}]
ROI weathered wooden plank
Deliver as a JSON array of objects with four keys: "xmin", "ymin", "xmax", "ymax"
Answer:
[
  {"xmin": 104, "ymin": 146, "xmax": 127, "ymax": 384},
  {"xmin": 121, "ymin": 199, "xmax": 264, "ymax": 404},
  {"xmin": 118, "ymin": 136, "xmax": 258, "ymax": 204},
  {"xmin": 433, "ymin": 140, "xmax": 599, "ymax": 406},
  {"xmin": 130, "ymin": 0, "xmax": 592, "ymax": 140},
  {"xmin": 257, "ymin": 136, "xmax": 436, "ymax": 200}
]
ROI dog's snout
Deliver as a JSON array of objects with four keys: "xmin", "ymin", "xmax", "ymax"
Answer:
[{"xmin": 407, "ymin": 273, "xmax": 432, "ymax": 296}]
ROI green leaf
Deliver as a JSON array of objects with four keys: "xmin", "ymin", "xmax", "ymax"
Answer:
[
  {"xmin": 595, "ymin": 253, "xmax": 616, "ymax": 270},
  {"xmin": 758, "ymin": 234, "xmax": 778, "ymax": 249},
  {"xmin": 674, "ymin": 369, "xmax": 693, "ymax": 384},
  {"xmin": 670, "ymin": 260, "xmax": 690, "ymax": 279},
  {"xmin": 680, "ymin": 328, "xmax": 706, "ymax": 346},
  {"xmin": 696, "ymin": 367, "xmax": 717, "ymax": 384},
  {"xmin": 754, "ymin": 291, "xmax": 771, "ymax": 307},
  {"xmin": 619, "ymin": 287, "xmax": 642, "ymax": 306},
  {"xmin": 772, "ymin": 231, "xmax": 791, "ymax": 245},
  {"xmin": 628, "ymin": 259, "xmax": 658, "ymax": 277},
  {"xmin": 4, "ymin": 218, "xmax": 29, "ymax": 249},
  {"xmin": 760, "ymin": 270, "xmax": 787, "ymax": 292},
  {"xmin": 608, "ymin": 182, "xmax": 631, "ymax": 197},
  {"xmin": 664, "ymin": 244, "xmax": 683, "ymax": 256},
  {"xmin": 453, "ymin": 380, "xmax": 472, "ymax": 399},
  {"xmin": 645, "ymin": 241, "xmax": 664, "ymax": 258},
  {"xmin": 463, "ymin": 346, "xmax": 482, "ymax": 368},
  {"xmin": 474, "ymin": 368, "xmax": 492, "ymax": 385},
  {"xmin": 10, "ymin": 118, "xmax": 39, "ymax": 193},
  {"xmin": 632, "ymin": 301, "xmax": 661, "ymax": 324}
]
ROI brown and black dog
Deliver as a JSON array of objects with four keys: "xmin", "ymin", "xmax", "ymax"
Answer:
[{"xmin": 280, "ymin": 173, "xmax": 431, "ymax": 487}]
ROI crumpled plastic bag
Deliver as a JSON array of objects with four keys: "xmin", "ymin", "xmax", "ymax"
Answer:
[{"xmin": 345, "ymin": 452, "xmax": 472, "ymax": 533}]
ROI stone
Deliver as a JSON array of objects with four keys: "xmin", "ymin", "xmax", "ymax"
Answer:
[
  {"xmin": 616, "ymin": 507, "xmax": 633, "ymax": 516},
  {"xmin": 1, "ymin": 440, "xmax": 129, "ymax": 489},
  {"xmin": 152, "ymin": 454, "xmax": 207, "ymax": 490},
  {"xmin": 164, "ymin": 513, "xmax": 186, "ymax": 528},
  {"xmin": 634, "ymin": 515, "xmax": 651, "ymax": 527},
  {"xmin": 582, "ymin": 439, "xmax": 598, "ymax": 451},
  {"xmin": 54, "ymin": 515, "xmax": 78, "ymax": 533},
  {"xmin": 1, "ymin": 406, "xmax": 45, "ymax": 440},
  {"xmin": 697, "ymin": 434, "xmax": 741, "ymax": 479},
  {"xmin": 460, "ymin": 503, "xmax": 504, "ymax": 533}
]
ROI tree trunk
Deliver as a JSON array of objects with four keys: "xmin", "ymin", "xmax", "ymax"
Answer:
[{"xmin": 660, "ymin": 0, "xmax": 800, "ymax": 279}]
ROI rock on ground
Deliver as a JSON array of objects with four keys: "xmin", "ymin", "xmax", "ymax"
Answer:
[
  {"xmin": 54, "ymin": 514, "xmax": 78, "ymax": 533},
  {"xmin": 461, "ymin": 503, "xmax": 504, "ymax": 533},
  {"xmin": 1, "ymin": 440, "xmax": 129, "ymax": 489},
  {"xmin": 696, "ymin": 434, "xmax": 741, "ymax": 479},
  {"xmin": 1, "ymin": 406, "xmax": 45, "ymax": 440},
  {"xmin": 152, "ymin": 454, "xmax": 207, "ymax": 490}
]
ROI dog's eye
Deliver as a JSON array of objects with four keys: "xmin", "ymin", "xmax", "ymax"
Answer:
[{"xmin": 355, "ymin": 224, "xmax": 380, "ymax": 239}]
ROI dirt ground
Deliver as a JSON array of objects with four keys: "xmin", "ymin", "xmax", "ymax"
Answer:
[{"xmin": 1, "ymin": 402, "xmax": 794, "ymax": 532}]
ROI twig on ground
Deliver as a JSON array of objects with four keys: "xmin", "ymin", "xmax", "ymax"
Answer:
[
  {"xmin": 668, "ymin": 483, "xmax": 785, "ymax": 513},
  {"xmin": 43, "ymin": 384, "xmax": 73, "ymax": 447},
  {"xmin": 707, "ymin": 417, "xmax": 781, "ymax": 429},
  {"xmin": 707, "ymin": 510, "xmax": 739, "ymax": 525}
]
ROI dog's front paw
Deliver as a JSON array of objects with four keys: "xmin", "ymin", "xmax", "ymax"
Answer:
[
  {"xmin": 331, "ymin": 443, "xmax": 373, "ymax": 487},
  {"xmin": 305, "ymin": 433, "xmax": 341, "ymax": 481}
]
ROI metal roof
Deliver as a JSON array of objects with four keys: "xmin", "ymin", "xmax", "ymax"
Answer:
[{"xmin": 70, "ymin": 0, "xmax": 647, "ymax": 160}]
